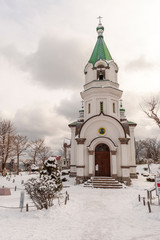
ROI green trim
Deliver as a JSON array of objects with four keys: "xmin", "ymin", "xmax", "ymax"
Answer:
[
  {"xmin": 68, "ymin": 121, "xmax": 77, "ymax": 127},
  {"xmin": 96, "ymin": 26, "xmax": 104, "ymax": 31},
  {"xmin": 120, "ymin": 109, "xmax": 125, "ymax": 111},
  {"xmin": 128, "ymin": 121, "xmax": 137, "ymax": 126}
]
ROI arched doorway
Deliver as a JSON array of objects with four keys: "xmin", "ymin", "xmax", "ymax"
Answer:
[{"xmin": 95, "ymin": 143, "xmax": 110, "ymax": 176}]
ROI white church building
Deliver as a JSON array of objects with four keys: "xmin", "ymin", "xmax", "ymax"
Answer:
[{"xmin": 69, "ymin": 20, "xmax": 137, "ymax": 184}]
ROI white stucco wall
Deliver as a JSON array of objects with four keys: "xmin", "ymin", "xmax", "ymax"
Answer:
[{"xmin": 78, "ymin": 115, "xmax": 126, "ymax": 177}]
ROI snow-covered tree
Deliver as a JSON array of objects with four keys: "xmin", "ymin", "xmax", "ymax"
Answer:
[{"xmin": 25, "ymin": 156, "xmax": 62, "ymax": 209}]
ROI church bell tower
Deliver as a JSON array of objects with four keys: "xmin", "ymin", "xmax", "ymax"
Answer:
[{"xmin": 81, "ymin": 19, "xmax": 122, "ymax": 121}]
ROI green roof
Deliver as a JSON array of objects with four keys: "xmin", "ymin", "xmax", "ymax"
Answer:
[
  {"xmin": 128, "ymin": 121, "xmax": 137, "ymax": 126},
  {"xmin": 68, "ymin": 121, "xmax": 77, "ymax": 127},
  {"xmin": 89, "ymin": 35, "xmax": 112, "ymax": 66}
]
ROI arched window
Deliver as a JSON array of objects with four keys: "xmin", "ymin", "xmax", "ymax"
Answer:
[{"xmin": 97, "ymin": 65, "xmax": 105, "ymax": 80}]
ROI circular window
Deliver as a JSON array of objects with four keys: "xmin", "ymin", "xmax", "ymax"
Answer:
[{"xmin": 98, "ymin": 127, "xmax": 106, "ymax": 135}]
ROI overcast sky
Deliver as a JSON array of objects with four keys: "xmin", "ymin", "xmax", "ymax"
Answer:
[{"xmin": 0, "ymin": 0, "xmax": 160, "ymax": 151}]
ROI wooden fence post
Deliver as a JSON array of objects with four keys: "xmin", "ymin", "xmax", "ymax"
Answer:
[
  {"xmin": 143, "ymin": 197, "xmax": 146, "ymax": 206},
  {"xmin": 26, "ymin": 203, "xmax": 29, "ymax": 212},
  {"xmin": 147, "ymin": 201, "xmax": 151, "ymax": 213},
  {"xmin": 65, "ymin": 192, "xmax": 68, "ymax": 205},
  {"xmin": 147, "ymin": 190, "xmax": 149, "ymax": 200}
]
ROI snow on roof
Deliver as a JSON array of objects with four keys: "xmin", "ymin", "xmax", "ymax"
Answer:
[
  {"xmin": 48, "ymin": 156, "xmax": 56, "ymax": 161},
  {"xmin": 64, "ymin": 138, "xmax": 71, "ymax": 145},
  {"xmin": 49, "ymin": 156, "xmax": 61, "ymax": 161}
]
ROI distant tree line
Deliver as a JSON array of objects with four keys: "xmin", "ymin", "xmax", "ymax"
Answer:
[
  {"xmin": 136, "ymin": 138, "xmax": 160, "ymax": 163},
  {"xmin": 0, "ymin": 119, "xmax": 52, "ymax": 174}
]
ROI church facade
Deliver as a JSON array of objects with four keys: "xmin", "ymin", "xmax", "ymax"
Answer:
[{"xmin": 69, "ymin": 21, "xmax": 137, "ymax": 184}]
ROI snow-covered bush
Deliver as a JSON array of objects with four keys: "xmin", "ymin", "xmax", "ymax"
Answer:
[
  {"xmin": 31, "ymin": 164, "xmax": 39, "ymax": 172},
  {"xmin": 146, "ymin": 175, "xmax": 155, "ymax": 182},
  {"xmin": 141, "ymin": 171, "xmax": 149, "ymax": 177},
  {"xmin": 25, "ymin": 157, "xmax": 62, "ymax": 209}
]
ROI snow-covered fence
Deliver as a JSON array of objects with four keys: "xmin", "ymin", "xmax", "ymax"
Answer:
[
  {"xmin": 138, "ymin": 194, "xmax": 152, "ymax": 213},
  {"xmin": 138, "ymin": 186, "xmax": 160, "ymax": 213},
  {"xmin": 0, "ymin": 203, "xmax": 37, "ymax": 211},
  {"xmin": 146, "ymin": 187, "xmax": 156, "ymax": 204}
]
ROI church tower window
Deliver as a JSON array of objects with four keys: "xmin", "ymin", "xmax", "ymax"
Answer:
[
  {"xmin": 88, "ymin": 103, "xmax": 91, "ymax": 114},
  {"xmin": 97, "ymin": 65, "xmax": 105, "ymax": 80},
  {"xmin": 100, "ymin": 101, "xmax": 103, "ymax": 112},
  {"xmin": 113, "ymin": 103, "xmax": 116, "ymax": 113}
]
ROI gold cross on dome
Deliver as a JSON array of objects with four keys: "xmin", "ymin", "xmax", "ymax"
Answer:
[{"xmin": 97, "ymin": 16, "xmax": 103, "ymax": 24}]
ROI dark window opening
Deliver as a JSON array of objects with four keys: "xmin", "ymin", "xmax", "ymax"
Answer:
[
  {"xmin": 100, "ymin": 101, "xmax": 103, "ymax": 112},
  {"xmin": 97, "ymin": 69, "xmax": 105, "ymax": 80},
  {"xmin": 88, "ymin": 103, "xmax": 91, "ymax": 114},
  {"xmin": 95, "ymin": 143, "xmax": 109, "ymax": 152},
  {"xmin": 113, "ymin": 103, "xmax": 116, "ymax": 113}
]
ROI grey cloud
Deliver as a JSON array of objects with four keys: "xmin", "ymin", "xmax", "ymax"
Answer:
[
  {"xmin": 122, "ymin": 91, "xmax": 160, "ymax": 140},
  {"xmin": 55, "ymin": 93, "xmax": 82, "ymax": 121},
  {"xmin": 24, "ymin": 37, "xmax": 84, "ymax": 90},
  {"xmin": 0, "ymin": 36, "xmax": 86, "ymax": 90},
  {"xmin": 122, "ymin": 91, "xmax": 142, "ymax": 120},
  {"xmin": 125, "ymin": 55, "xmax": 154, "ymax": 71},
  {"xmin": 0, "ymin": 44, "xmax": 24, "ymax": 67},
  {"xmin": 14, "ymin": 105, "xmax": 68, "ymax": 141}
]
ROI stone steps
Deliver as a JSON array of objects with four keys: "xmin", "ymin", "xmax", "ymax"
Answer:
[{"xmin": 92, "ymin": 176, "xmax": 123, "ymax": 189}]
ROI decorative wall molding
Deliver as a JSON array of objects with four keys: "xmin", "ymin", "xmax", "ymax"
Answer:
[
  {"xmin": 76, "ymin": 165, "xmax": 85, "ymax": 168},
  {"xmin": 76, "ymin": 138, "xmax": 86, "ymax": 144},
  {"xmin": 121, "ymin": 165, "xmax": 130, "ymax": 169},
  {"xmin": 111, "ymin": 150, "xmax": 117, "ymax": 155},
  {"xmin": 119, "ymin": 138, "xmax": 130, "ymax": 144},
  {"xmin": 88, "ymin": 150, "xmax": 94, "ymax": 155}
]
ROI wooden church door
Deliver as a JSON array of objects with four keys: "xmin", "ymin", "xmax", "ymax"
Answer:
[{"xmin": 95, "ymin": 144, "xmax": 110, "ymax": 176}]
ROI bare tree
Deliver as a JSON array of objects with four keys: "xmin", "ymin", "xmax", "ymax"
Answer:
[
  {"xmin": 38, "ymin": 146, "xmax": 52, "ymax": 166},
  {"xmin": 12, "ymin": 135, "xmax": 28, "ymax": 174},
  {"xmin": 28, "ymin": 138, "xmax": 45, "ymax": 164},
  {"xmin": 142, "ymin": 138, "xmax": 160, "ymax": 162},
  {"xmin": 135, "ymin": 140, "xmax": 145, "ymax": 162},
  {"xmin": 22, "ymin": 159, "xmax": 32, "ymax": 171},
  {"xmin": 142, "ymin": 96, "xmax": 160, "ymax": 127},
  {"xmin": 0, "ymin": 120, "xmax": 16, "ymax": 170}
]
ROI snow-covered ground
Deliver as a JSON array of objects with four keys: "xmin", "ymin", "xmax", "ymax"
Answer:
[{"xmin": 0, "ymin": 164, "xmax": 160, "ymax": 240}]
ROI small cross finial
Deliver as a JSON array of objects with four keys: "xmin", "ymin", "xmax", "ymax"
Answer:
[{"xmin": 97, "ymin": 16, "xmax": 103, "ymax": 24}]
